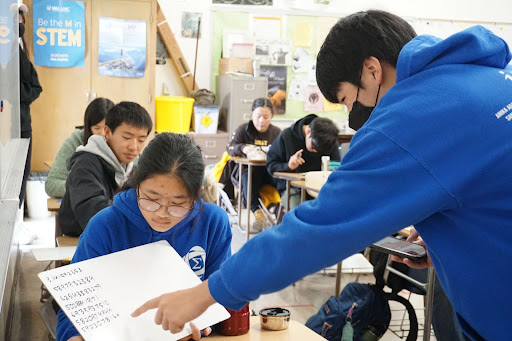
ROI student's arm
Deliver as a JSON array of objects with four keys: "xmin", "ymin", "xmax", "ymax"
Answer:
[
  {"xmin": 266, "ymin": 135, "xmax": 292, "ymax": 174},
  {"xmin": 45, "ymin": 130, "xmax": 83, "ymax": 198},
  {"xmin": 67, "ymin": 156, "xmax": 112, "ymax": 230},
  {"xmin": 226, "ymin": 125, "xmax": 249, "ymax": 157}
]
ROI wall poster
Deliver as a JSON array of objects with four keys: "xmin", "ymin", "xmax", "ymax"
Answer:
[
  {"xmin": 260, "ymin": 65, "xmax": 287, "ymax": 114},
  {"xmin": 33, "ymin": 0, "xmax": 85, "ymax": 67},
  {"xmin": 98, "ymin": 17, "xmax": 146, "ymax": 78}
]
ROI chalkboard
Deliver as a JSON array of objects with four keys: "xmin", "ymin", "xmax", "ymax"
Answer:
[{"xmin": 39, "ymin": 240, "xmax": 230, "ymax": 341}]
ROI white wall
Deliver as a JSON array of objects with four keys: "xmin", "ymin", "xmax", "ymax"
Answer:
[{"xmin": 157, "ymin": 0, "xmax": 512, "ymax": 97}]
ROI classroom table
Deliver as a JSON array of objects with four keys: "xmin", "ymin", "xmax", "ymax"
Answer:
[
  {"xmin": 209, "ymin": 316, "xmax": 326, "ymax": 340},
  {"xmin": 289, "ymin": 180, "xmax": 320, "ymax": 202},
  {"xmin": 272, "ymin": 172, "xmax": 305, "ymax": 212},
  {"xmin": 233, "ymin": 158, "xmax": 266, "ymax": 241}
]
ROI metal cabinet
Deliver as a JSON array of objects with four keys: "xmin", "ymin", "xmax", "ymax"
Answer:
[
  {"xmin": 187, "ymin": 132, "xmax": 229, "ymax": 166},
  {"xmin": 217, "ymin": 76, "xmax": 268, "ymax": 137}
]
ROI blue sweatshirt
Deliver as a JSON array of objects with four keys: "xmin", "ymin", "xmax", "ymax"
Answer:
[
  {"xmin": 208, "ymin": 26, "xmax": 512, "ymax": 341},
  {"xmin": 57, "ymin": 188, "xmax": 232, "ymax": 341}
]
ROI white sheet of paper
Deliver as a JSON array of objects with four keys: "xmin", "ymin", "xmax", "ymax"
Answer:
[{"xmin": 38, "ymin": 240, "xmax": 230, "ymax": 341}]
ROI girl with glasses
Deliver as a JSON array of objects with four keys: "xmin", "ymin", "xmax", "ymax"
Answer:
[{"xmin": 57, "ymin": 133, "xmax": 232, "ymax": 341}]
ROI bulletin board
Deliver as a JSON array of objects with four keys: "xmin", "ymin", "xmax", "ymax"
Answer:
[
  {"xmin": 212, "ymin": 10, "xmax": 512, "ymax": 120},
  {"xmin": 211, "ymin": 11, "xmax": 348, "ymax": 120}
]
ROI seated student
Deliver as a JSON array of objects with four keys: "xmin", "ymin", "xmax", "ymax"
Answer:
[
  {"xmin": 57, "ymin": 133, "xmax": 232, "ymax": 341},
  {"xmin": 45, "ymin": 98, "xmax": 114, "ymax": 198},
  {"xmin": 266, "ymin": 114, "xmax": 340, "ymax": 209},
  {"xmin": 220, "ymin": 98, "xmax": 281, "ymax": 229},
  {"xmin": 58, "ymin": 101, "xmax": 152, "ymax": 237}
]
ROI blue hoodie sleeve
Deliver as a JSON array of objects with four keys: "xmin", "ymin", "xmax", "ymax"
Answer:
[
  {"xmin": 208, "ymin": 128, "xmax": 458, "ymax": 309},
  {"xmin": 204, "ymin": 205, "xmax": 233, "ymax": 279},
  {"xmin": 56, "ymin": 214, "xmax": 113, "ymax": 341}
]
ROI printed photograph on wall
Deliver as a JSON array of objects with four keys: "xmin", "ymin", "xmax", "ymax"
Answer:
[
  {"xmin": 260, "ymin": 65, "xmax": 287, "ymax": 114},
  {"xmin": 98, "ymin": 17, "xmax": 146, "ymax": 78},
  {"xmin": 255, "ymin": 39, "xmax": 291, "ymax": 65},
  {"xmin": 213, "ymin": 0, "xmax": 272, "ymax": 5},
  {"xmin": 181, "ymin": 12, "xmax": 202, "ymax": 38}
]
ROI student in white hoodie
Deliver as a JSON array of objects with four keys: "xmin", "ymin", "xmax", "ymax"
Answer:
[{"xmin": 58, "ymin": 101, "xmax": 153, "ymax": 237}]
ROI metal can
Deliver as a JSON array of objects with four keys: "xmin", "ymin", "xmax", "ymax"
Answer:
[{"xmin": 216, "ymin": 304, "xmax": 250, "ymax": 336}]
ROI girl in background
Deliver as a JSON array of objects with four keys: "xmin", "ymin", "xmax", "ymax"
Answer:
[
  {"xmin": 220, "ymin": 98, "xmax": 281, "ymax": 231},
  {"xmin": 45, "ymin": 98, "xmax": 114, "ymax": 198}
]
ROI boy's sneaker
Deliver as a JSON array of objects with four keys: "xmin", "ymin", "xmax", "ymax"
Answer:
[{"xmin": 252, "ymin": 209, "xmax": 265, "ymax": 232}]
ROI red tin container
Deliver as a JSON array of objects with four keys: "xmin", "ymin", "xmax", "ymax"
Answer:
[{"xmin": 216, "ymin": 304, "xmax": 250, "ymax": 336}]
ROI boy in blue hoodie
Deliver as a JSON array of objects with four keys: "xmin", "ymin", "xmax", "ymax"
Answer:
[
  {"xmin": 57, "ymin": 133, "xmax": 232, "ymax": 341},
  {"xmin": 132, "ymin": 10, "xmax": 512, "ymax": 340}
]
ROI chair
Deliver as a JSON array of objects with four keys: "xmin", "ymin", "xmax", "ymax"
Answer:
[
  {"xmin": 257, "ymin": 198, "xmax": 285, "ymax": 228},
  {"xmin": 383, "ymin": 255, "xmax": 435, "ymax": 341}
]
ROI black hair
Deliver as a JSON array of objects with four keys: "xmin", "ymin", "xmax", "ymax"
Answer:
[
  {"xmin": 252, "ymin": 97, "xmax": 274, "ymax": 115},
  {"xmin": 82, "ymin": 98, "xmax": 114, "ymax": 145},
  {"xmin": 309, "ymin": 117, "xmax": 339, "ymax": 155},
  {"xmin": 316, "ymin": 10, "xmax": 417, "ymax": 103},
  {"xmin": 105, "ymin": 101, "xmax": 153, "ymax": 135},
  {"xmin": 123, "ymin": 133, "xmax": 205, "ymax": 205}
]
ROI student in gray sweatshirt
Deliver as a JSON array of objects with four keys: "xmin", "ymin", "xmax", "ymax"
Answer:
[{"xmin": 58, "ymin": 102, "xmax": 152, "ymax": 237}]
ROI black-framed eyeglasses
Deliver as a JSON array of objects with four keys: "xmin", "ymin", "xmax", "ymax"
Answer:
[{"xmin": 136, "ymin": 191, "xmax": 192, "ymax": 218}]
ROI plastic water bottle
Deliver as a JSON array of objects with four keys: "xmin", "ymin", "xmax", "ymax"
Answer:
[{"xmin": 321, "ymin": 156, "xmax": 330, "ymax": 171}]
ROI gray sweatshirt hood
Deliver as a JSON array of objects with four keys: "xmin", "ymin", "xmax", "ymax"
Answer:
[{"xmin": 76, "ymin": 135, "xmax": 133, "ymax": 186}]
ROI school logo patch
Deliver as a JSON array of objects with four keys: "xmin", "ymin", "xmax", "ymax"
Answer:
[{"xmin": 183, "ymin": 246, "xmax": 206, "ymax": 278}]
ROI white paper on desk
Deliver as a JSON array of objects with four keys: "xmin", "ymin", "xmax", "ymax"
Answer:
[{"xmin": 38, "ymin": 240, "xmax": 230, "ymax": 341}]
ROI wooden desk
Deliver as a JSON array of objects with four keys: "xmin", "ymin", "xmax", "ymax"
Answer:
[
  {"xmin": 44, "ymin": 160, "xmax": 53, "ymax": 170},
  {"xmin": 56, "ymin": 236, "xmax": 79, "ymax": 247},
  {"xmin": 47, "ymin": 198, "xmax": 61, "ymax": 212},
  {"xmin": 210, "ymin": 316, "xmax": 326, "ymax": 340},
  {"xmin": 273, "ymin": 172, "xmax": 305, "ymax": 211},
  {"xmin": 233, "ymin": 158, "xmax": 266, "ymax": 241},
  {"xmin": 338, "ymin": 132, "xmax": 354, "ymax": 145},
  {"xmin": 47, "ymin": 198, "xmax": 62, "ymax": 246},
  {"xmin": 289, "ymin": 180, "xmax": 320, "ymax": 202}
]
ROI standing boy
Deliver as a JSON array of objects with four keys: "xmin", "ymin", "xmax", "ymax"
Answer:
[{"xmin": 131, "ymin": 10, "xmax": 512, "ymax": 340}]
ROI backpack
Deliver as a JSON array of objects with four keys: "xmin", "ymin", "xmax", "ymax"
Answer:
[{"xmin": 305, "ymin": 282, "xmax": 418, "ymax": 341}]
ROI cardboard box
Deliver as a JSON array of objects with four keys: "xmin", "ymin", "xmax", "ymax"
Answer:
[
  {"xmin": 194, "ymin": 105, "xmax": 220, "ymax": 134},
  {"xmin": 219, "ymin": 58, "xmax": 253, "ymax": 75}
]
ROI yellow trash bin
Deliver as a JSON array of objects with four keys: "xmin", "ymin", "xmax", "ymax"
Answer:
[{"xmin": 155, "ymin": 96, "xmax": 195, "ymax": 133}]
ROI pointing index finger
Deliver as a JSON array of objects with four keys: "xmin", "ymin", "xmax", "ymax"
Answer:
[{"xmin": 131, "ymin": 296, "xmax": 160, "ymax": 317}]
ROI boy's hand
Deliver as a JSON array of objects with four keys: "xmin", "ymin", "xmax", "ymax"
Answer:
[
  {"xmin": 288, "ymin": 149, "xmax": 305, "ymax": 170},
  {"xmin": 391, "ymin": 227, "xmax": 433, "ymax": 269}
]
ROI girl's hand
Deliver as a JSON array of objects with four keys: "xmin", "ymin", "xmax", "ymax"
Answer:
[
  {"xmin": 177, "ymin": 322, "xmax": 212, "ymax": 341},
  {"xmin": 68, "ymin": 337, "xmax": 84, "ymax": 341}
]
